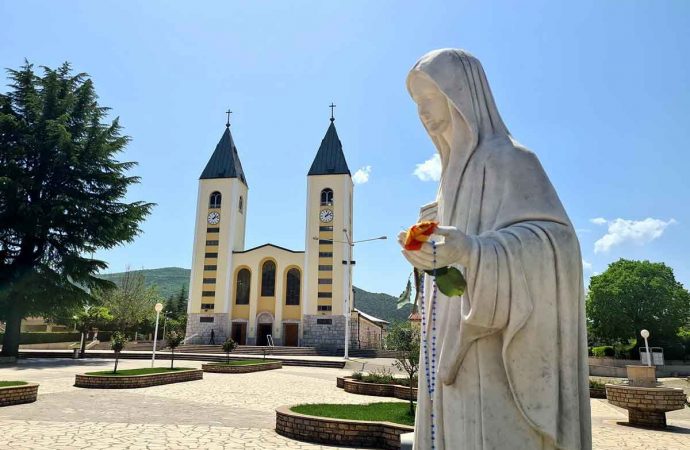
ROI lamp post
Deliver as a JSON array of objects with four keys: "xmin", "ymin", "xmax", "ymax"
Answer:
[
  {"xmin": 314, "ymin": 232, "xmax": 386, "ymax": 359},
  {"xmin": 151, "ymin": 302, "xmax": 163, "ymax": 368},
  {"xmin": 641, "ymin": 329, "xmax": 652, "ymax": 367}
]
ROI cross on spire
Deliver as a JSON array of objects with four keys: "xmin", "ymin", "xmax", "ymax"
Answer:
[
  {"xmin": 329, "ymin": 103, "xmax": 336, "ymax": 122},
  {"xmin": 225, "ymin": 109, "xmax": 232, "ymax": 128}
]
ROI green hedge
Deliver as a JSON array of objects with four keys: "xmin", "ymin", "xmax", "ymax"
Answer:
[
  {"xmin": 591, "ymin": 346, "xmax": 615, "ymax": 358},
  {"xmin": 0, "ymin": 332, "xmax": 81, "ymax": 344}
]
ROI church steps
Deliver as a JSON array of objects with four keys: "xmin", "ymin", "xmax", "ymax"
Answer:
[{"xmin": 17, "ymin": 350, "xmax": 346, "ymax": 369}]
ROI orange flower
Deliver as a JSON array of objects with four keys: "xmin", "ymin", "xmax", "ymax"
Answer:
[{"xmin": 404, "ymin": 221, "xmax": 438, "ymax": 251}]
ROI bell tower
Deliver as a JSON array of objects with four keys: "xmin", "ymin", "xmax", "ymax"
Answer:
[
  {"xmin": 302, "ymin": 107, "xmax": 353, "ymax": 349},
  {"xmin": 186, "ymin": 113, "xmax": 248, "ymax": 343}
]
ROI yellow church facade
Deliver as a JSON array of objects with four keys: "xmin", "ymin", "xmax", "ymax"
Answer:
[{"xmin": 185, "ymin": 115, "xmax": 383, "ymax": 349}]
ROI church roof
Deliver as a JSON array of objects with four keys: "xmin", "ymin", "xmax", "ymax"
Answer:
[
  {"xmin": 200, "ymin": 126, "xmax": 247, "ymax": 185},
  {"xmin": 233, "ymin": 243, "xmax": 304, "ymax": 254},
  {"xmin": 307, "ymin": 121, "xmax": 351, "ymax": 176}
]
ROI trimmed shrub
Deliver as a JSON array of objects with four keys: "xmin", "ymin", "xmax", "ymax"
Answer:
[
  {"xmin": 0, "ymin": 332, "xmax": 80, "ymax": 345},
  {"xmin": 591, "ymin": 346, "xmax": 615, "ymax": 358}
]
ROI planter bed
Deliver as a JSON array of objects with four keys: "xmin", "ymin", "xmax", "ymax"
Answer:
[
  {"xmin": 202, "ymin": 359, "xmax": 282, "ymax": 373},
  {"xmin": 0, "ymin": 382, "xmax": 38, "ymax": 406},
  {"xmin": 75, "ymin": 368, "xmax": 202, "ymax": 389},
  {"xmin": 340, "ymin": 377, "xmax": 418, "ymax": 401},
  {"xmin": 276, "ymin": 404, "xmax": 414, "ymax": 450}
]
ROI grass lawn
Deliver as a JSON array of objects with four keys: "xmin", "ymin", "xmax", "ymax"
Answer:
[
  {"xmin": 85, "ymin": 367, "xmax": 194, "ymax": 376},
  {"xmin": 211, "ymin": 359, "xmax": 276, "ymax": 366},
  {"xmin": 0, "ymin": 381, "xmax": 28, "ymax": 387},
  {"xmin": 291, "ymin": 402, "xmax": 415, "ymax": 426}
]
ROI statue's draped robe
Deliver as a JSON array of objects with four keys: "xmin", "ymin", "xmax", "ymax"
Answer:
[{"xmin": 410, "ymin": 50, "xmax": 591, "ymax": 450}]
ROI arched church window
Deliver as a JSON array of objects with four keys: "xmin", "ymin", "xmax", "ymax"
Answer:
[
  {"xmin": 320, "ymin": 188, "xmax": 333, "ymax": 206},
  {"xmin": 239, "ymin": 196, "xmax": 244, "ymax": 213},
  {"xmin": 235, "ymin": 268, "xmax": 250, "ymax": 305},
  {"xmin": 285, "ymin": 268, "xmax": 300, "ymax": 305},
  {"xmin": 209, "ymin": 191, "xmax": 222, "ymax": 208},
  {"xmin": 261, "ymin": 261, "xmax": 276, "ymax": 297}
]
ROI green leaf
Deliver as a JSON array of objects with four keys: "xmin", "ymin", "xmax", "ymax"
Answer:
[{"xmin": 425, "ymin": 267, "xmax": 466, "ymax": 297}]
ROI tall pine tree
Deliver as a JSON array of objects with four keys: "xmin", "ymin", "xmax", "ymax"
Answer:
[{"xmin": 0, "ymin": 62, "xmax": 152, "ymax": 356}]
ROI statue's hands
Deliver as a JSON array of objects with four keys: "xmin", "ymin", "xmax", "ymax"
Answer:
[{"xmin": 398, "ymin": 226, "xmax": 472, "ymax": 271}]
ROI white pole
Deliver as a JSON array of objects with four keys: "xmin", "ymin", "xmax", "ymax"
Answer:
[
  {"xmin": 344, "ymin": 240, "xmax": 352, "ymax": 360},
  {"xmin": 644, "ymin": 337, "xmax": 651, "ymax": 367},
  {"xmin": 151, "ymin": 302, "xmax": 163, "ymax": 368},
  {"xmin": 641, "ymin": 329, "xmax": 652, "ymax": 367}
]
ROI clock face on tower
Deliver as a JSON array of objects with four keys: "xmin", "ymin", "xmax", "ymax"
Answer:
[
  {"xmin": 207, "ymin": 212, "xmax": 220, "ymax": 225},
  {"xmin": 320, "ymin": 209, "xmax": 334, "ymax": 223}
]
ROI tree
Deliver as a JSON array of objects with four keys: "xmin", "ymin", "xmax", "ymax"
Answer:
[
  {"xmin": 74, "ymin": 305, "xmax": 112, "ymax": 357},
  {"xmin": 385, "ymin": 321, "xmax": 420, "ymax": 416},
  {"xmin": 222, "ymin": 337, "xmax": 237, "ymax": 364},
  {"xmin": 587, "ymin": 259, "xmax": 690, "ymax": 350},
  {"xmin": 166, "ymin": 330, "xmax": 183, "ymax": 369},
  {"xmin": 0, "ymin": 62, "xmax": 152, "ymax": 357},
  {"xmin": 111, "ymin": 331, "xmax": 127, "ymax": 373},
  {"xmin": 100, "ymin": 268, "xmax": 161, "ymax": 334}
]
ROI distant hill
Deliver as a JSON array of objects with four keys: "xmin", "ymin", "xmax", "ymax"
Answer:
[
  {"xmin": 99, "ymin": 267, "xmax": 190, "ymax": 300},
  {"xmin": 99, "ymin": 267, "xmax": 409, "ymax": 323},
  {"xmin": 354, "ymin": 287, "xmax": 411, "ymax": 324}
]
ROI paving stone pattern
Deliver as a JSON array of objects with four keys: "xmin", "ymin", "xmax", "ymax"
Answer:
[{"xmin": 0, "ymin": 359, "xmax": 689, "ymax": 449}]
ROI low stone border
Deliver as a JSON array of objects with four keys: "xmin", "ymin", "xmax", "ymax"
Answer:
[
  {"xmin": 606, "ymin": 384, "xmax": 687, "ymax": 428},
  {"xmin": 74, "ymin": 369, "xmax": 202, "ymax": 389},
  {"xmin": 589, "ymin": 387, "xmax": 607, "ymax": 399},
  {"xmin": 276, "ymin": 405, "xmax": 413, "ymax": 450},
  {"xmin": 339, "ymin": 378, "xmax": 418, "ymax": 401},
  {"xmin": 202, "ymin": 361, "xmax": 282, "ymax": 373},
  {"xmin": 0, "ymin": 383, "xmax": 39, "ymax": 407}
]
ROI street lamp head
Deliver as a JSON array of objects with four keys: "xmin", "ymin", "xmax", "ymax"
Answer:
[
  {"xmin": 641, "ymin": 329, "xmax": 650, "ymax": 339},
  {"xmin": 378, "ymin": 236, "xmax": 387, "ymax": 240},
  {"xmin": 155, "ymin": 302, "xmax": 163, "ymax": 313}
]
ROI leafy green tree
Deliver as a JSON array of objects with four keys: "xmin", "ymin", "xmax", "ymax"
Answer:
[
  {"xmin": 166, "ymin": 330, "xmax": 183, "ymax": 369},
  {"xmin": 385, "ymin": 321, "xmax": 420, "ymax": 416},
  {"xmin": 222, "ymin": 338, "xmax": 237, "ymax": 364},
  {"xmin": 0, "ymin": 62, "xmax": 152, "ymax": 357},
  {"xmin": 587, "ymin": 259, "xmax": 690, "ymax": 350},
  {"xmin": 74, "ymin": 305, "xmax": 113, "ymax": 356},
  {"xmin": 101, "ymin": 268, "xmax": 162, "ymax": 334},
  {"xmin": 111, "ymin": 331, "xmax": 127, "ymax": 373}
]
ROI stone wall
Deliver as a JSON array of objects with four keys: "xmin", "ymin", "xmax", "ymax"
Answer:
[
  {"xmin": 301, "ymin": 315, "xmax": 347, "ymax": 350},
  {"xmin": 74, "ymin": 369, "xmax": 203, "ymax": 389},
  {"xmin": 184, "ymin": 314, "xmax": 229, "ymax": 344},
  {"xmin": 0, "ymin": 383, "xmax": 39, "ymax": 407},
  {"xmin": 341, "ymin": 378, "xmax": 418, "ymax": 401},
  {"xmin": 202, "ymin": 361, "xmax": 282, "ymax": 373},
  {"xmin": 276, "ymin": 405, "xmax": 413, "ymax": 450}
]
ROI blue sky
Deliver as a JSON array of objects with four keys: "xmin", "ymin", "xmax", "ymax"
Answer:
[{"xmin": 2, "ymin": 1, "xmax": 689, "ymax": 296}]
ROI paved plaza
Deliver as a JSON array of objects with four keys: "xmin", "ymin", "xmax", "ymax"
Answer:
[{"xmin": 0, "ymin": 358, "xmax": 688, "ymax": 449}]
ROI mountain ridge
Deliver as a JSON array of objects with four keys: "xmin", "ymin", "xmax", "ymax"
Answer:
[{"xmin": 99, "ymin": 267, "xmax": 411, "ymax": 324}]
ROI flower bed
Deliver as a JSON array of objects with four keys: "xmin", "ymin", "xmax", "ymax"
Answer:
[
  {"xmin": 75, "ymin": 368, "xmax": 202, "ymax": 389},
  {"xmin": 0, "ymin": 382, "xmax": 39, "ymax": 407},
  {"xmin": 202, "ymin": 360, "xmax": 282, "ymax": 373},
  {"xmin": 276, "ymin": 404, "xmax": 414, "ymax": 450},
  {"xmin": 338, "ymin": 377, "xmax": 418, "ymax": 401}
]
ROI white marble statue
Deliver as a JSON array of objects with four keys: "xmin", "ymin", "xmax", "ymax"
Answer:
[{"xmin": 399, "ymin": 49, "xmax": 592, "ymax": 450}]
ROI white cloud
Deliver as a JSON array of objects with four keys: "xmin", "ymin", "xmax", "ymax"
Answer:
[
  {"xmin": 592, "ymin": 217, "xmax": 677, "ymax": 253},
  {"xmin": 413, "ymin": 154, "xmax": 441, "ymax": 181},
  {"xmin": 352, "ymin": 166, "xmax": 371, "ymax": 185},
  {"xmin": 582, "ymin": 259, "xmax": 593, "ymax": 272}
]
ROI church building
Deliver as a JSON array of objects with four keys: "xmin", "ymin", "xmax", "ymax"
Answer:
[{"xmin": 185, "ymin": 112, "xmax": 385, "ymax": 349}]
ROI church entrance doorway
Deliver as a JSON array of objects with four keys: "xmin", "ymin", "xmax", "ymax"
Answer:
[
  {"xmin": 283, "ymin": 324, "xmax": 299, "ymax": 347},
  {"xmin": 231, "ymin": 323, "xmax": 247, "ymax": 345},
  {"xmin": 257, "ymin": 323, "xmax": 272, "ymax": 346}
]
